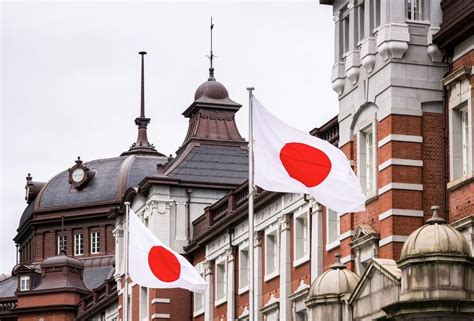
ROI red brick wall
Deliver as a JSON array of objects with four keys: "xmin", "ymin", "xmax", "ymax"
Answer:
[
  {"xmin": 422, "ymin": 112, "xmax": 447, "ymax": 219},
  {"xmin": 452, "ymin": 50, "xmax": 473, "ymax": 70}
]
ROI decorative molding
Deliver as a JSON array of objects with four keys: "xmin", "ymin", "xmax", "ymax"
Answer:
[
  {"xmin": 151, "ymin": 313, "xmax": 171, "ymax": 320},
  {"xmin": 378, "ymin": 159, "xmax": 423, "ymax": 171},
  {"xmin": 254, "ymin": 231, "xmax": 263, "ymax": 248},
  {"xmin": 378, "ymin": 134, "xmax": 423, "ymax": 148},
  {"xmin": 379, "ymin": 209, "xmax": 424, "ymax": 221},
  {"xmin": 278, "ymin": 214, "xmax": 291, "ymax": 232},
  {"xmin": 379, "ymin": 235, "xmax": 408, "ymax": 247},
  {"xmin": 151, "ymin": 298, "xmax": 170, "ymax": 304},
  {"xmin": 360, "ymin": 37, "xmax": 377, "ymax": 73},
  {"xmin": 379, "ymin": 183, "xmax": 423, "ymax": 195}
]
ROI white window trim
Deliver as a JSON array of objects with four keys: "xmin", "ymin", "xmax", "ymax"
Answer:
[
  {"xmin": 193, "ymin": 262, "xmax": 205, "ymax": 316},
  {"xmin": 450, "ymin": 100, "xmax": 472, "ymax": 182},
  {"xmin": 325, "ymin": 209, "xmax": 341, "ymax": 251},
  {"xmin": 357, "ymin": 121, "xmax": 377, "ymax": 198},
  {"xmin": 293, "ymin": 210, "xmax": 310, "ymax": 268},
  {"xmin": 91, "ymin": 231, "xmax": 100, "ymax": 254},
  {"xmin": 461, "ymin": 105, "xmax": 471, "ymax": 176},
  {"xmin": 57, "ymin": 235, "xmax": 67, "ymax": 255},
  {"xmin": 139, "ymin": 286, "xmax": 149, "ymax": 321},
  {"xmin": 214, "ymin": 256, "xmax": 227, "ymax": 306},
  {"xmin": 20, "ymin": 275, "xmax": 30, "ymax": 291},
  {"xmin": 74, "ymin": 233, "xmax": 83, "ymax": 256},
  {"xmin": 264, "ymin": 224, "xmax": 280, "ymax": 282},
  {"xmin": 237, "ymin": 241, "xmax": 250, "ymax": 294}
]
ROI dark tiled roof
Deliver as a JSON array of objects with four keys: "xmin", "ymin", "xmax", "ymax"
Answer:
[
  {"xmin": 83, "ymin": 267, "xmax": 114, "ymax": 291},
  {"xmin": 168, "ymin": 145, "xmax": 248, "ymax": 185},
  {"xmin": 19, "ymin": 199, "xmax": 35, "ymax": 227},
  {"xmin": 28, "ymin": 155, "xmax": 166, "ymax": 212},
  {"xmin": 0, "ymin": 276, "xmax": 17, "ymax": 298}
]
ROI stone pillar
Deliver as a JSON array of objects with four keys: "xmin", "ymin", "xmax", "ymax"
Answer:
[
  {"xmin": 226, "ymin": 247, "xmax": 235, "ymax": 321},
  {"xmin": 254, "ymin": 231, "xmax": 263, "ymax": 321},
  {"xmin": 310, "ymin": 203, "xmax": 323, "ymax": 283},
  {"xmin": 203, "ymin": 260, "xmax": 214, "ymax": 321},
  {"xmin": 279, "ymin": 214, "xmax": 292, "ymax": 321}
]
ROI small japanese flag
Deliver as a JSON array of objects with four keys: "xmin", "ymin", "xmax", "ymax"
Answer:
[
  {"xmin": 252, "ymin": 96, "xmax": 366, "ymax": 213},
  {"xmin": 128, "ymin": 210, "xmax": 207, "ymax": 293}
]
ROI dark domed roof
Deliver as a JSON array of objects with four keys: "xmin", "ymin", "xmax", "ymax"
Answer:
[
  {"xmin": 17, "ymin": 154, "xmax": 167, "ymax": 230},
  {"xmin": 194, "ymin": 80, "xmax": 229, "ymax": 100}
]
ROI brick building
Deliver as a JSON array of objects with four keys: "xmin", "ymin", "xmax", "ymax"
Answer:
[{"xmin": 1, "ymin": 0, "xmax": 473, "ymax": 320}]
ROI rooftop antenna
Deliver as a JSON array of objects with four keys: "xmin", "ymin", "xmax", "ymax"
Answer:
[{"xmin": 206, "ymin": 17, "xmax": 216, "ymax": 81}]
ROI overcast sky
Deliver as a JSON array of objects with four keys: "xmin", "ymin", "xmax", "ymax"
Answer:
[{"xmin": 0, "ymin": 1, "xmax": 336, "ymax": 273}]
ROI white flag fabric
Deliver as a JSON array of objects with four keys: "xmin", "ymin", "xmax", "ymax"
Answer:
[
  {"xmin": 252, "ymin": 96, "xmax": 366, "ymax": 213},
  {"xmin": 128, "ymin": 210, "xmax": 207, "ymax": 293}
]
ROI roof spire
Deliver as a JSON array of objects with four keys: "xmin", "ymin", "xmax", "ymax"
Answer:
[
  {"xmin": 139, "ymin": 51, "xmax": 146, "ymax": 117},
  {"xmin": 121, "ymin": 52, "xmax": 165, "ymax": 157},
  {"xmin": 207, "ymin": 17, "xmax": 216, "ymax": 81}
]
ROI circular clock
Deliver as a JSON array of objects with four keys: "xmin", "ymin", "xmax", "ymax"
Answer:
[{"xmin": 71, "ymin": 168, "xmax": 85, "ymax": 183}]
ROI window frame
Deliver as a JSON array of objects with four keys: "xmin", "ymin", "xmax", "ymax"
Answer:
[
  {"xmin": 325, "ymin": 208, "xmax": 341, "ymax": 251},
  {"xmin": 57, "ymin": 235, "xmax": 67, "ymax": 255},
  {"xmin": 20, "ymin": 275, "xmax": 30, "ymax": 291},
  {"xmin": 357, "ymin": 122, "xmax": 377, "ymax": 198},
  {"xmin": 214, "ymin": 255, "xmax": 227, "ymax": 306},
  {"xmin": 90, "ymin": 231, "xmax": 100, "ymax": 254},
  {"xmin": 139, "ymin": 286, "xmax": 148, "ymax": 321},
  {"xmin": 406, "ymin": 0, "xmax": 423, "ymax": 21},
  {"xmin": 461, "ymin": 105, "xmax": 471, "ymax": 176},
  {"xmin": 74, "ymin": 233, "xmax": 83, "ymax": 256},
  {"xmin": 238, "ymin": 241, "xmax": 250, "ymax": 294},
  {"xmin": 193, "ymin": 262, "xmax": 205, "ymax": 316},
  {"xmin": 293, "ymin": 209, "xmax": 310, "ymax": 267},
  {"xmin": 264, "ymin": 224, "xmax": 280, "ymax": 281}
]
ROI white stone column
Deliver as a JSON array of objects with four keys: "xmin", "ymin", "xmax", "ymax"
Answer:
[
  {"xmin": 203, "ymin": 260, "xmax": 214, "ymax": 321},
  {"xmin": 226, "ymin": 247, "xmax": 235, "ymax": 321},
  {"xmin": 310, "ymin": 203, "xmax": 323, "ymax": 283},
  {"xmin": 279, "ymin": 214, "xmax": 291, "ymax": 321},
  {"xmin": 254, "ymin": 231, "xmax": 263, "ymax": 321}
]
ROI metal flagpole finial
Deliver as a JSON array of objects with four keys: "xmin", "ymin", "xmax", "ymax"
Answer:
[{"xmin": 207, "ymin": 17, "xmax": 216, "ymax": 81}]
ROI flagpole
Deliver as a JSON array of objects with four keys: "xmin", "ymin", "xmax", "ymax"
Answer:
[
  {"xmin": 246, "ymin": 87, "xmax": 255, "ymax": 321},
  {"xmin": 124, "ymin": 201, "xmax": 131, "ymax": 321}
]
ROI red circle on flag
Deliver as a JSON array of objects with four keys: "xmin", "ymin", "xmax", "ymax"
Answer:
[
  {"xmin": 279, "ymin": 142, "xmax": 332, "ymax": 187},
  {"xmin": 148, "ymin": 246, "xmax": 181, "ymax": 282}
]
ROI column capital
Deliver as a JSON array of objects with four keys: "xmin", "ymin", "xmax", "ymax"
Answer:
[
  {"xmin": 279, "ymin": 214, "xmax": 291, "ymax": 232},
  {"xmin": 225, "ymin": 247, "xmax": 234, "ymax": 262},
  {"xmin": 203, "ymin": 260, "xmax": 213, "ymax": 276},
  {"xmin": 254, "ymin": 231, "xmax": 263, "ymax": 247}
]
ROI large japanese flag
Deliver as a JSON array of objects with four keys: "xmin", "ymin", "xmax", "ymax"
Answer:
[
  {"xmin": 252, "ymin": 96, "xmax": 366, "ymax": 213},
  {"xmin": 128, "ymin": 210, "xmax": 207, "ymax": 293}
]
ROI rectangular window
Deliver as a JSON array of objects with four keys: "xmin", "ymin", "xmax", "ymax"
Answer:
[
  {"xmin": 294, "ymin": 211, "xmax": 309, "ymax": 265},
  {"xmin": 139, "ymin": 286, "xmax": 148, "ymax": 321},
  {"xmin": 193, "ymin": 262, "xmax": 205, "ymax": 315},
  {"xmin": 57, "ymin": 235, "xmax": 67, "ymax": 255},
  {"xmin": 407, "ymin": 0, "xmax": 422, "ymax": 20},
  {"xmin": 91, "ymin": 231, "xmax": 100, "ymax": 254},
  {"xmin": 214, "ymin": 258, "xmax": 227, "ymax": 304},
  {"xmin": 265, "ymin": 227, "xmax": 279, "ymax": 279},
  {"xmin": 461, "ymin": 107, "xmax": 470, "ymax": 176},
  {"xmin": 74, "ymin": 233, "xmax": 83, "ymax": 256},
  {"xmin": 238, "ymin": 243, "xmax": 249, "ymax": 292},
  {"xmin": 375, "ymin": 0, "xmax": 381, "ymax": 27},
  {"xmin": 358, "ymin": 123, "xmax": 377, "ymax": 197},
  {"xmin": 326, "ymin": 209, "xmax": 340, "ymax": 249},
  {"xmin": 358, "ymin": 3, "xmax": 365, "ymax": 42},
  {"xmin": 20, "ymin": 275, "xmax": 30, "ymax": 291}
]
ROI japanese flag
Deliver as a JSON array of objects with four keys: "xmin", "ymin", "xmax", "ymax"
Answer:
[
  {"xmin": 252, "ymin": 96, "xmax": 366, "ymax": 213},
  {"xmin": 128, "ymin": 210, "xmax": 207, "ymax": 293}
]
